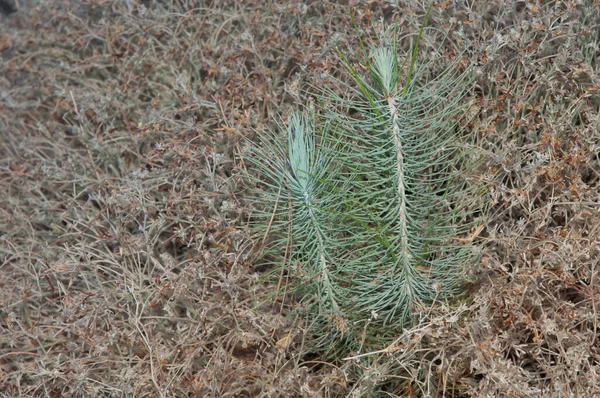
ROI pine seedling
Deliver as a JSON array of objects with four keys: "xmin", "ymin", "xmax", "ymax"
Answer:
[
  {"xmin": 244, "ymin": 112, "xmax": 348, "ymax": 314},
  {"xmin": 243, "ymin": 15, "xmax": 485, "ymax": 355}
]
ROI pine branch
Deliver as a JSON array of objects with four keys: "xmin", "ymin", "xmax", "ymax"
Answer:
[{"xmin": 243, "ymin": 17, "xmax": 486, "ymax": 355}]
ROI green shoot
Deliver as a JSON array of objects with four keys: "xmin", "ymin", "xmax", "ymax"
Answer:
[{"xmin": 242, "ymin": 11, "xmax": 485, "ymax": 356}]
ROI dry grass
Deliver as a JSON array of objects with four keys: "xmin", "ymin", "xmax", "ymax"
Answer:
[{"xmin": 0, "ymin": 0, "xmax": 599, "ymax": 396}]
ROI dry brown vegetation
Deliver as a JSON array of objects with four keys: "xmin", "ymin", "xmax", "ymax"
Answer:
[{"xmin": 1, "ymin": 0, "xmax": 599, "ymax": 396}]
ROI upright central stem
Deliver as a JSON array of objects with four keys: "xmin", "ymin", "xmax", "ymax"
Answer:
[
  {"xmin": 310, "ymin": 208, "xmax": 340, "ymax": 312},
  {"xmin": 387, "ymin": 96, "xmax": 413, "ymax": 269}
]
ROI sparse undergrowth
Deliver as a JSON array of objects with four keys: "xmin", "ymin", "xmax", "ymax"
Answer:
[{"xmin": 0, "ymin": 1, "xmax": 599, "ymax": 397}]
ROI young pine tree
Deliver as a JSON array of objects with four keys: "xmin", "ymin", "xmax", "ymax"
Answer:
[{"xmin": 243, "ymin": 21, "xmax": 485, "ymax": 355}]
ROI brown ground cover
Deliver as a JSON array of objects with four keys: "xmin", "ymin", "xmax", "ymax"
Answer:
[{"xmin": 1, "ymin": 1, "xmax": 599, "ymax": 396}]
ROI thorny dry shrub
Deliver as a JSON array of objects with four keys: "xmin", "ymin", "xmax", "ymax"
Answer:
[{"xmin": 0, "ymin": 0, "xmax": 599, "ymax": 397}]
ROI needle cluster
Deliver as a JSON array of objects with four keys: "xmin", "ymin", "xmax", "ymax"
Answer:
[{"xmin": 244, "ymin": 24, "xmax": 485, "ymax": 353}]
